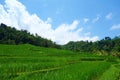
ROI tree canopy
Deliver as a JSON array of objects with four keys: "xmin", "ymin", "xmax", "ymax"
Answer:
[
  {"xmin": 0, "ymin": 23, "xmax": 61, "ymax": 49},
  {"xmin": 63, "ymin": 36, "xmax": 120, "ymax": 56}
]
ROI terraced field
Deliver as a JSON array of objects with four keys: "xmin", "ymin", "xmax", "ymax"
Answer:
[{"xmin": 0, "ymin": 44, "xmax": 120, "ymax": 80}]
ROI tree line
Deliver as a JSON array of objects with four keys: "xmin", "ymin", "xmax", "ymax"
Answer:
[
  {"xmin": 63, "ymin": 36, "xmax": 120, "ymax": 56},
  {"xmin": 0, "ymin": 23, "xmax": 120, "ymax": 56},
  {"xmin": 0, "ymin": 23, "xmax": 61, "ymax": 49}
]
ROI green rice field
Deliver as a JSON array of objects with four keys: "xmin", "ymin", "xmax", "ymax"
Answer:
[{"xmin": 0, "ymin": 44, "xmax": 120, "ymax": 80}]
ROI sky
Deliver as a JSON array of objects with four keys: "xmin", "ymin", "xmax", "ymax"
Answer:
[{"xmin": 0, "ymin": 0, "xmax": 120, "ymax": 44}]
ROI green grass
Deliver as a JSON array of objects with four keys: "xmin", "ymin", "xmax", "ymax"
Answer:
[
  {"xmin": 15, "ymin": 61, "xmax": 111, "ymax": 80},
  {"xmin": 0, "ymin": 44, "xmax": 120, "ymax": 80},
  {"xmin": 99, "ymin": 65, "xmax": 119, "ymax": 80}
]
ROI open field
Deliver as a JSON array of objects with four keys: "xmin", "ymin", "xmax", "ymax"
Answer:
[{"xmin": 0, "ymin": 44, "xmax": 120, "ymax": 80}]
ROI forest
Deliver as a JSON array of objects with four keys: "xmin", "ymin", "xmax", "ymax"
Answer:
[
  {"xmin": 63, "ymin": 36, "xmax": 120, "ymax": 56},
  {"xmin": 0, "ymin": 23, "xmax": 120, "ymax": 56},
  {"xmin": 0, "ymin": 23, "xmax": 61, "ymax": 49}
]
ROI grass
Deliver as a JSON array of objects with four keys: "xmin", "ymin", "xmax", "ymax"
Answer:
[
  {"xmin": 15, "ymin": 61, "xmax": 111, "ymax": 80},
  {"xmin": 0, "ymin": 44, "xmax": 120, "ymax": 80},
  {"xmin": 99, "ymin": 65, "xmax": 119, "ymax": 80}
]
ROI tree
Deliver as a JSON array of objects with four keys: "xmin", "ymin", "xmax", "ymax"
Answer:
[{"xmin": 0, "ymin": 23, "xmax": 60, "ymax": 49}]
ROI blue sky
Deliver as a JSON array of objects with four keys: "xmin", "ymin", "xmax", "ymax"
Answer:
[{"xmin": 0, "ymin": 0, "xmax": 120, "ymax": 44}]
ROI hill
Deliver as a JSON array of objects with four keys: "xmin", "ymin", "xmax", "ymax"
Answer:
[
  {"xmin": 0, "ymin": 23, "xmax": 61, "ymax": 49},
  {"xmin": 0, "ymin": 23, "xmax": 120, "ymax": 56},
  {"xmin": 63, "ymin": 37, "xmax": 120, "ymax": 56},
  {"xmin": 0, "ymin": 44, "xmax": 120, "ymax": 80}
]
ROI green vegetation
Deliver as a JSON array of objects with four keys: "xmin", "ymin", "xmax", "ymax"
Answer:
[
  {"xmin": 0, "ymin": 44, "xmax": 120, "ymax": 80},
  {"xmin": 99, "ymin": 65, "xmax": 120, "ymax": 80},
  {"xmin": 0, "ymin": 23, "xmax": 61, "ymax": 49},
  {"xmin": 0, "ymin": 23, "xmax": 120, "ymax": 80},
  {"xmin": 1, "ymin": 23, "xmax": 120, "ymax": 57},
  {"xmin": 16, "ymin": 62, "xmax": 110, "ymax": 80},
  {"xmin": 63, "ymin": 37, "xmax": 120, "ymax": 56}
]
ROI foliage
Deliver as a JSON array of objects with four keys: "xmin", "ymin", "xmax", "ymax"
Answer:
[
  {"xmin": 63, "ymin": 36, "xmax": 120, "ymax": 56},
  {"xmin": 0, "ymin": 23, "xmax": 61, "ymax": 48},
  {"xmin": 0, "ymin": 23, "xmax": 120, "ymax": 56}
]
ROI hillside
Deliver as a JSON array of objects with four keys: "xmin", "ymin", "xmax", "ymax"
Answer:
[
  {"xmin": 0, "ymin": 0, "xmax": 120, "ymax": 80},
  {"xmin": 63, "ymin": 37, "xmax": 120, "ymax": 56},
  {"xmin": 0, "ymin": 44, "xmax": 120, "ymax": 80},
  {"xmin": 0, "ymin": 23, "xmax": 61, "ymax": 49},
  {"xmin": 0, "ymin": 23, "xmax": 120, "ymax": 80},
  {"xmin": 0, "ymin": 23, "xmax": 120, "ymax": 56}
]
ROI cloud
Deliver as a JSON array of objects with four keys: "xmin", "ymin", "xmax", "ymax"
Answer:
[
  {"xmin": 106, "ymin": 13, "xmax": 113, "ymax": 20},
  {"xmin": 83, "ymin": 18, "xmax": 89, "ymax": 24},
  {"xmin": 110, "ymin": 24, "xmax": 120, "ymax": 30},
  {"xmin": 0, "ymin": 0, "xmax": 99, "ymax": 44},
  {"xmin": 92, "ymin": 15, "xmax": 100, "ymax": 23}
]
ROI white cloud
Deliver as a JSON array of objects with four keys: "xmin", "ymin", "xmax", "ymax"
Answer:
[
  {"xmin": 0, "ymin": 0, "xmax": 99, "ymax": 44},
  {"xmin": 110, "ymin": 24, "xmax": 120, "ymax": 30},
  {"xmin": 106, "ymin": 13, "xmax": 113, "ymax": 20},
  {"xmin": 92, "ymin": 15, "xmax": 100, "ymax": 23},
  {"xmin": 83, "ymin": 18, "xmax": 89, "ymax": 24}
]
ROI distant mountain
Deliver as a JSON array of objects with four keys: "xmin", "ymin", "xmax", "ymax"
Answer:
[{"xmin": 0, "ymin": 23, "xmax": 61, "ymax": 49}]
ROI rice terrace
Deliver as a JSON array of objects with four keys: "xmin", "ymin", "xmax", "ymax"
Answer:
[
  {"xmin": 0, "ymin": 23, "xmax": 120, "ymax": 80},
  {"xmin": 0, "ymin": 44, "xmax": 120, "ymax": 80},
  {"xmin": 0, "ymin": 0, "xmax": 120, "ymax": 80}
]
